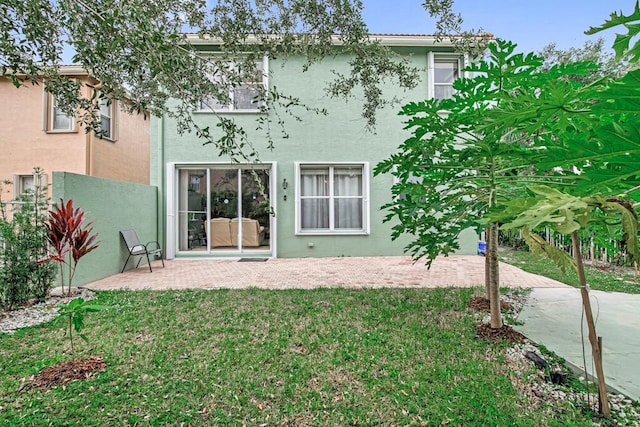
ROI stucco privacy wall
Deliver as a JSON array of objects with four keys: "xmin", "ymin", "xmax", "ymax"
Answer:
[{"xmin": 52, "ymin": 172, "xmax": 158, "ymax": 286}]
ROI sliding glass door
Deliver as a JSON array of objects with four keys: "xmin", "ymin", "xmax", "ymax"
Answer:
[{"xmin": 176, "ymin": 165, "xmax": 271, "ymax": 254}]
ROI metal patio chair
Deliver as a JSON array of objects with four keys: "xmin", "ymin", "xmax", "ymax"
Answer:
[{"xmin": 119, "ymin": 229, "xmax": 165, "ymax": 273}]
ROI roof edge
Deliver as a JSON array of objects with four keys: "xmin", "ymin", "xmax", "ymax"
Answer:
[{"xmin": 183, "ymin": 33, "xmax": 492, "ymax": 47}]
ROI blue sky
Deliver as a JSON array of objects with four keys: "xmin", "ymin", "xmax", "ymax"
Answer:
[{"xmin": 361, "ymin": 0, "xmax": 633, "ymax": 54}]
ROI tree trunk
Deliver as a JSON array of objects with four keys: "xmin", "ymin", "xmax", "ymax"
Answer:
[
  {"xmin": 572, "ymin": 232, "xmax": 610, "ymax": 417},
  {"xmin": 484, "ymin": 228, "xmax": 491, "ymax": 298},
  {"xmin": 488, "ymin": 225, "xmax": 502, "ymax": 329}
]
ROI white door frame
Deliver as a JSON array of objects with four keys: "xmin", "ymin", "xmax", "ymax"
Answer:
[{"xmin": 166, "ymin": 162, "xmax": 277, "ymax": 259}]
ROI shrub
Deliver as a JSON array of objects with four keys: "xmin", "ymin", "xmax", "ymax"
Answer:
[{"xmin": 0, "ymin": 168, "xmax": 56, "ymax": 310}]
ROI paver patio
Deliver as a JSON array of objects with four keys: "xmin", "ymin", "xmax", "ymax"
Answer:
[{"xmin": 84, "ymin": 255, "xmax": 569, "ymax": 290}]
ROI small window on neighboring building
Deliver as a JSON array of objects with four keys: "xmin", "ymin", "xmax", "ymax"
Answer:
[
  {"xmin": 13, "ymin": 173, "xmax": 47, "ymax": 199},
  {"xmin": 44, "ymin": 94, "xmax": 75, "ymax": 132},
  {"xmin": 198, "ymin": 56, "xmax": 268, "ymax": 113},
  {"xmin": 295, "ymin": 163, "xmax": 369, "ymax": 234},
  {"xmin": 98, "ymin": 98, "xmax": 118, "ymax": 141},
  {"xmin": 16, "ymin": 175, "xmax": 35, "ymax": 196}
]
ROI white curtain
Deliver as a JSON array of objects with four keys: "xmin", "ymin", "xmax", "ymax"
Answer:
[
  {"xmin": 434, "ymin": 60, "xmax": 458, "ymax": 99},
  {"xmin": 334, "ymin": 168, "xmax": 362, "ymax": 229},
  {"xmin": 301, "ymin": 168, "xmax": 329, "ymax": 229},
  {"xmin": 300, "ymin": 167, "xmax": 362, "ymax": 230}
]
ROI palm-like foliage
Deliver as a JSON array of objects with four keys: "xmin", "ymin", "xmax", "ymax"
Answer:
[{"xmin": 375, "ymin": 40, "xmax": 579, "ymax": 328}]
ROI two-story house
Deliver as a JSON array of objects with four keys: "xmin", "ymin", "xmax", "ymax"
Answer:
[
  {"xmin": 151, "ymin": 35, "xmax": 478, "ymax": 260},
  {"xmin": 0, "ymin": 66, "xmax": 150, "ymax": 204}
]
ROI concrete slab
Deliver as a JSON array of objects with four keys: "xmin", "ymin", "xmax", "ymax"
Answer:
[{"xmin": 515, "ymin": 288, "xmax": 640, "ymax": 401}]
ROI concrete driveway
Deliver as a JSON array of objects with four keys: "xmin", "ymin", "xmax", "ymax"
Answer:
[{"xmin": 515, "ymin": 288, "xmax": 640, "ymax": 401}]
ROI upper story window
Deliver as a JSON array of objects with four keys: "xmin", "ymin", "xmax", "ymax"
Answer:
[
  {"xmin": 44, "ymin": 94, "xmax": 75, "ymax": 132},
  {"xmin": 295, "ymin": 162, "xmax": 370, "ymax": 235},
  {"xmin": 98, "ymin": 97, "xmax": 118, "ymax": 141},
  {"xmin": 428, "ymin": 53, "xmax": 464, "ymax": 100},
  {"xmin": 52, "ymin": 97, "xmax": 74, "ymax": 130},
  {"xmin": 198, "ymin": 56, "xmax": 268, "ymax": 113}
]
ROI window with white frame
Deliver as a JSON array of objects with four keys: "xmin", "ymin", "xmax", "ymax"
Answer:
[
  {"xmin": 16, "ymin": 175, "xmax": 35, "ymax": 196},
  {"xmin": 45, "ymin": 94, "xmax": 75, "ymax": 132},
  {"xmin": 296, "ymin": 163, "xmax": 369, "ymax": 234},
  {"xmin": 428, "ymin": 53, "xmax": 463, "ymax": 100},
  {"xmin": 395, "ymin": 173, "xmax": 423, "ymax": 201},
  {"xmin": 198, "ymin": 56, "xmax": 268, "ymax": 112},
  {"xmin": 13, "ymin": 173, "xmax": 47, "ymax": 199},
  {"xmin": 99, "ymin": 97, "xmax": 117, "ymax": 140}
]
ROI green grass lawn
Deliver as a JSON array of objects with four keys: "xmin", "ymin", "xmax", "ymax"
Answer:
[
  {"xmin": 499, "ymin": 248, "xmax": 640, "ymax": 294},
  {"xmin": 0, "ymin": 288, "xmax": 595, "ymax": 426}
]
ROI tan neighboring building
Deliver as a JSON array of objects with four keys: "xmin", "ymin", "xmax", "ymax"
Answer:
[{"xmin": 0, "ymin": 66, "xmax": 149, "ymax": 201}]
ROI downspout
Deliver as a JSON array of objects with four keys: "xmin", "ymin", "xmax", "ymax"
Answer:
[
  {"xmin": 85, "ymin": 85, "xmax": 95, "ymax": 177},
  {"xmin": 157, "ymin": 114, "xmax": 165, "ymax": 253},
  {"xmin": 86, "ymin": 133, "xmax": 94, "ymax": 176}
]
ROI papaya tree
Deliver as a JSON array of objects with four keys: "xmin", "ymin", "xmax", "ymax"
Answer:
[
  {"xmin": 375, "ymin": 39, "xmax": 579, "ymax": 328},
  {"xmin": 477, "ymin": 5, "xmax": 640, "ymax": 417},
  {"xmin": 486, "ymin": 187, "xmax": 639, "ymax": 416}
]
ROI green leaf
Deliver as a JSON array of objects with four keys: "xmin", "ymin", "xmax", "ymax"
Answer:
[
  {"xmin": 605, "ymin": 199, "xmax": 640, "ymax": 263},
  {"xmin": 586, "ymin": 1, "xmax": 640, "ymax": 60},
  {"xmin": 523, "ymin": 227, "xmax": 576, "ymax": 274},
  {"xmin": 83, "ymin": 305, "xmax": 107, "ymax": 312},
  {"xmin": 72, "ymin": 315, "xmax": 85, "ymax": 332}
]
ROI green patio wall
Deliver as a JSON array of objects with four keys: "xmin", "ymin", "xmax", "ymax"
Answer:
[
  {"xmin": 151, "ymin": 47, "xmax": 478, "ymax": 258},
  {"xmin": 52, "ymin": 172, "xmax": 158, "ymax": 285}
]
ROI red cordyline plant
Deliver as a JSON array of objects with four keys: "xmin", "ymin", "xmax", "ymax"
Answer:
[{"xmin": 45, "ymin": 199, "xmax": 99, "ymax": 296}]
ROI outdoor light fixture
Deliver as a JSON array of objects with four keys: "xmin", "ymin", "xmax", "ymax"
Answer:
[{"xmin": 282, "ymin": 178, "xmax": 288, "ymax": 190}]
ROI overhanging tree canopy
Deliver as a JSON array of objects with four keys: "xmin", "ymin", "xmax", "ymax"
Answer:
[{"xmin": 1, "ymin": 0, "xmax": 422, "ymax": 158}]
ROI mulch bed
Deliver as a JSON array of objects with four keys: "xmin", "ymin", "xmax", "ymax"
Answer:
[
  {"xmin": 476, "ymin": 323, "xmax": 526, "ymax": 343},
  {"xmin": 20, "ymin": 356, "xmax": 107, "ymax": 392},
  {"xmin": 470, "ymin": 296, "xmax": 527, "ymax": 343},
  {"xmin": 467, "ymin": 296, "xmax": 510, "ymax": 312}
]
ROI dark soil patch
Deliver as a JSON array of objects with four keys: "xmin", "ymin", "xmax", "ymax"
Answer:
[
  {"xmin": 468, "ymin": 296, "xmax": 510, "ymax": 312},
  {"xmin": 20, "ymin": 356, "xmax": 107, "ymax": 391},
  {"xmin": 476, "ymin": 323, "xmax": 526, "ymax": 343}
]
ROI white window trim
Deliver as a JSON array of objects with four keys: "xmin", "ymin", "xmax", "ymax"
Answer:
[
  {"xmin": 427, "ymin": 52, "xmax": 468, "ymax": 100},
  {"xmin": 98, "ymin": 98, "xmax": 118, "ymax": 141},
  {"xmin": 294, "ymin": 162, "xmax": 370, "ymax": 236},
  {"xmin": 391, "ymin": 167, "xmax": 424, "ymax": 202},
  {"xmin": 43, "ymin": 92, "xmax": 76, "ymax": 133},
  {"xmin": 13, "ymin": 173, "xmax": 47, "ymax": 200},
  {"xmin": 165, "ymin": 161, "xmax": 278, "ymax": 259},
  {"xmin": 195, "ymin": 55, "xmax": 269, "ymax": 114}
]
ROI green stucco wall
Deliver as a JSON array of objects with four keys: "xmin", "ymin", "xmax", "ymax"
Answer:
[
  {"xmin": 151, "ymin": 47, "xmax": 478, "ymax": 258},
  {"xmin": 53, "ymin": 172, "xmax": 158, "ymax": 285}
]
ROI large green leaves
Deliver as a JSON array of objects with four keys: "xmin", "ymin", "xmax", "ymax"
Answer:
[
  {"xmin": 586, "ymin": 1, "xmax": 640, "ymax": 61},
  {"xmin": 375, "ymin": 39, "xmax": 573, "ymax": 264},
  {"xmin": 2, "ymin": 0, "xmax": 419, "ymax": 159},
  {"xmin": 482, "ymin": 53, "xmax": 640, "ymax": 195},
  {"xmin": 58, "ymin": 297, "xmax": 107, "ymax": 351},
  {"xmin": 486, "ymin": 185, "xmax": 640, "ymax": 267}
]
